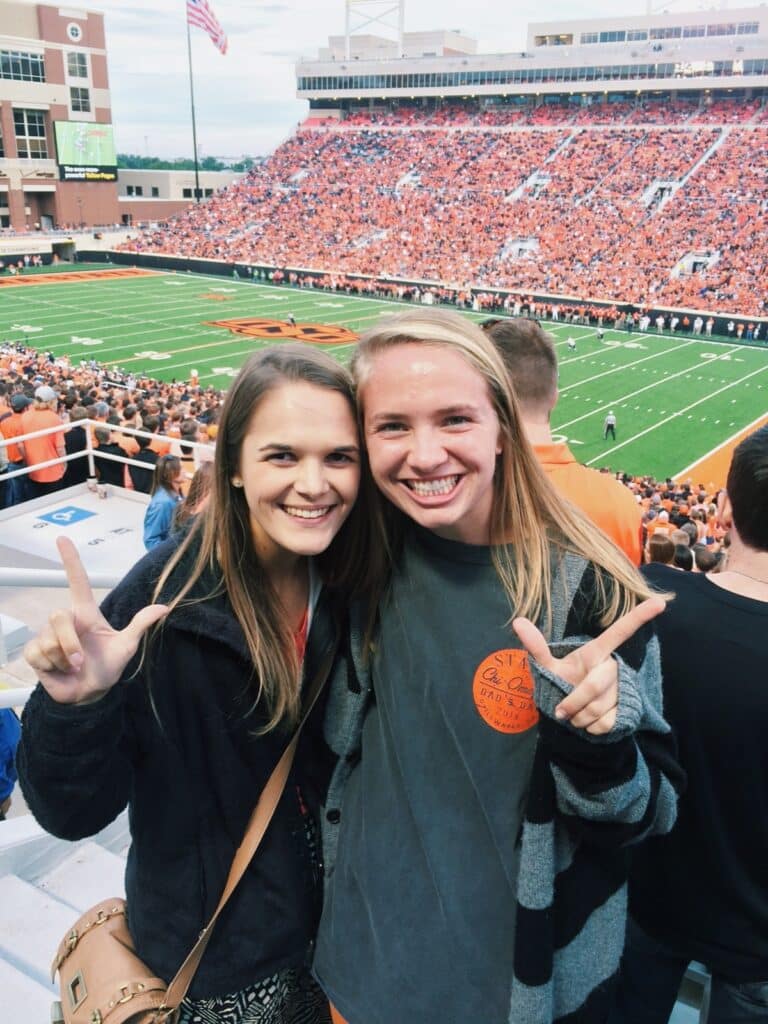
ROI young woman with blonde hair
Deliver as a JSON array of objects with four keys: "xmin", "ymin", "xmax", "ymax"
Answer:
[
  {"xmin": 20, "ymin": 344, "xmax": 370, "ymax": 1024},
  {"xmin": 313, "ymin": 309, "xmax": 683, "ymax": 1024}
]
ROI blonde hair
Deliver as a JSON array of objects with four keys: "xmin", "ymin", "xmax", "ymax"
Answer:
[
  {"xmin": 353, "ymin": 308, "xmax": 653, "ymax": 632},
  {"xmin": 147, "ymin": 344, "xmax": 370, "ymax": 732}
]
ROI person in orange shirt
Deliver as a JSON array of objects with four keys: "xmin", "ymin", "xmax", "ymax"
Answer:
[
  {"xmin": 485, "ymin": 318, "xmax": 643, "ymax": 564},
  {"xmin": 20, "ymin": 385, "xmax": 66, "ymax": 498}
]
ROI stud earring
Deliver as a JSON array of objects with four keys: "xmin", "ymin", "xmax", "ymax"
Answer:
[{"xmin": 232, "ymin": 478, "xmax": 243, "ymax": 488}]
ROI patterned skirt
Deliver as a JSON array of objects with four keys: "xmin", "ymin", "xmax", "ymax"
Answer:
[{"xmin": 177, "ymin": 966, "xmax": 331, "ymax": 1024}]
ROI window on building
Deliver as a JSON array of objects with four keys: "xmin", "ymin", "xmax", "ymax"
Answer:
[
  {"xmin": 737, "ymin": 22, "xmax": 759, "ymax": 35},
  {"xmin": 13, "ymin": 108, "xmax": 47, "ymax": 159},
  {"xmin": 0, "ymin": 129, "xmax": 4, "ymax": 157},
  {"xmin": 627, "ymin": 30, "xmax": 648, "ymax": 41},
  {"xmin": 151, "ymin": 186, "xmax": 159, "ymax": 197},
  {"xmin": 707, "ymin": 23, "xmax": 737, "ymax": 37},
  {"xmin": 682, "ymin": 25, "xmax": 706, "ymax": 38},
  {"xmin": 0, "ymin": 50, "xmax": 45, "ymax": 82},
  {"xmin": 204, "ymin": 188, "xmax": 213, "ymax": 197},
  {"xmin": 126, "ymin": 185, "xmax": 134, "ymax": 195},
  {"xmin": 182, "ymin": 187, "xmax": 193, "ymax": 198},
  {"xmin": 599, "ymin": 30, "xmax": 626, "ymax": 42},
  {"xmin": 67, "ymin": 51, "xmax": 88, "ymax": 77},
  {"xmin": 135, "ymin": 185, "xmax": 143, "ymax": 196},
  {"xmin": 0, "ymin": 215, "xmax": 9, "ymax": 228},
  {"xmin": 581, "ymin": 32, "xmax": 599, "ymax": 44},
  {"xmin": 70, "ymin": 86, "xmax": 91, "ymax": 112},
  {"xmin": 650, "ymin": 26, "xmax": 682, "ymax": 39}
]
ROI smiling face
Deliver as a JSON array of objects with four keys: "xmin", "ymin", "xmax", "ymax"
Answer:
[
  {"xmin": 360, "ymin": 343, "xmax": 502, "ymax": 546},
  {"xmin": 235, "ymin": 381, "xmax": 360, "ymax": 566}
]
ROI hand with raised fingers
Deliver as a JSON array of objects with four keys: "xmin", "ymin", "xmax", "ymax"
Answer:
[
  {"xmin": 23, "ymin": 537, "xmax": 168, "ymax": 706},
  {"xmin": 512, "ymin": 596, "xmax": 666, "ymax": 735}
]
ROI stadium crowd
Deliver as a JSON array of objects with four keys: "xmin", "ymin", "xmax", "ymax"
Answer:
[{"xmin": 121, "ymin": 99, "xmax": 768, "ymax": 318}]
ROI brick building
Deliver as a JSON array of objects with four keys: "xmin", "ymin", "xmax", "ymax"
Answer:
[{"xmin": 0, "ymin": 1, "xmax": 118, "ymax": 230}]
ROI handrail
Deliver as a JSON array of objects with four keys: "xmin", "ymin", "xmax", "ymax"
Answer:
[
  {"xmin": 0, "ymin": 418, "xmax": 213, "ymax": 483},
  {"xmin": 0, "ymin": 568, "xmax": 121, "ymax": 589},
  {"xmin": 0, "ymin": 687, "xmax": 33, "ymax": 710}
]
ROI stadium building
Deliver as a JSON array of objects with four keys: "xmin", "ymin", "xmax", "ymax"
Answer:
[
  {"xmin": 297, "ymin": 6, "xmax": 768, "ymax": 114},
  {"xmin": 0, "ymin": 0, "xmax": 118, "ymax": 232}
]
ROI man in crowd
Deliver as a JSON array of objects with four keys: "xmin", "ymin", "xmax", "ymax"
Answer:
[
  {"xmin": 613, "ymin": 425, "xmax": 768, "ymax": 1022},
  {"xmin": 93, "ymin": 426, "xmax": 127, "ymax": 487},
  {"xmin": 0, "ymin": 391, "xmax": 30, "ymax": 507},
  {"xmin": 486, "ymin": 318, "xmax": 642, "ymax": 563},
  {"xmin": 20, "ymin": 385, "xmax": 65, "ymax": 498}
]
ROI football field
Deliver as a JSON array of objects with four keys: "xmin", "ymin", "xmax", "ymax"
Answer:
[{"xmin": 3, "ymin": 267, "xmax": 767, "ymax": 482}]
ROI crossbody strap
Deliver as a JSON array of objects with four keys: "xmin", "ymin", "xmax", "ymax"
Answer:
[{"xmin": 161, "ymin": 628, "xmax": 339, "ymax": 1012}]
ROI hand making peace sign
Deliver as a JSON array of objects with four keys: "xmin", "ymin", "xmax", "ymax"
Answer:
[
  {"xmin": 23, "ymin": 537, "xmax": 168, "ymax": 706},
  {"xmin": 513, "ymin": 595, "xmax": 666, "ymax": 735}
]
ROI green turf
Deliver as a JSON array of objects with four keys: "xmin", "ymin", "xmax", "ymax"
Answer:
[{"xmin": 2, "ymin": 269, "xmax": 767, "ymax": 480}]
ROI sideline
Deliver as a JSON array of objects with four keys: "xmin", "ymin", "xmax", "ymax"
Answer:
[{"xmin": 673, "ymin": 412, "xmax": 768, "ymax": 490}]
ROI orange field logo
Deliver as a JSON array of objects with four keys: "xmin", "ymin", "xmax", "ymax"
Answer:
[{"xmin": 206, "ymin": 317, "xmax": 358, "ymax": 345}]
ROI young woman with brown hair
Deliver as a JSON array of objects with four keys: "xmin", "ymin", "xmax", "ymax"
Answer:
[{"xmin": 20, "ymin": 344, "xmax": 370, "ymax": 1024}]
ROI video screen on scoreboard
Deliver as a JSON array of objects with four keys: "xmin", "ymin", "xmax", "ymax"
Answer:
[{"xmin": 54, "ymin": 121, "xmax": 118, "ymax": 181}]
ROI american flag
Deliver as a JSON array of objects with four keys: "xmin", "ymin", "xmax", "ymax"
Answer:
[{"xmin": 187, "ymin": 0, "xmax": 228, "ymax": 55}]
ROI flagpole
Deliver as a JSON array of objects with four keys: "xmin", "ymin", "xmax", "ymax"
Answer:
[{"xmin": 186, "ymin": 13, "xmax": 202, "ymax": 203}]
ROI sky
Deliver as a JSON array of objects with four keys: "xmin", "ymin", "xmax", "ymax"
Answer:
[{"xmin": 93, "ymin": 0, "xmax": 760, "ymax": 159}]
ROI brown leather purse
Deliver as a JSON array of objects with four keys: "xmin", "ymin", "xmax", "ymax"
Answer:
[{"xmin": 51, "ymin": 641, "xmax": 335, "ymax": 1024}]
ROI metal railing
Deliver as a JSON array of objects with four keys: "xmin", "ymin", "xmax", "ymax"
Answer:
[
  {"xmin": 0, "ymin": 417, "xmax": 212, "ymax": 487},
  {"xmin": 0, "ymin": 418, "xmax": 211, "ymax": 690}
]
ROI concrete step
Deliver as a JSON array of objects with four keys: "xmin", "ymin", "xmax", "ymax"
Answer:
[
  {"xmin": 0, "ymin": 613, "xmax": 34, "ymax": 665},
  {"xmin": 0, "ymin": 957, "xmax": 56, "ymax": 1024},
  {"xmin": 0, "ymin": 875, "xmax": 74, "ymax": 990}
]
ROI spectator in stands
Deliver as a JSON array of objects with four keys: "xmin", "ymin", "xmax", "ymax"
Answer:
[
  {"xmin": 21, "ymin": 385, "xmax": 66, "ymax": 498},
  {"xmin": 18, "ymin": 344, "xmax": 369, "ymax": 1024},
  {"xmin": 61, "ymin": 406, "xmax": 90, "ymax": 489},
  {"xmin": 672, "ymin": 544, "xmax": 693, "ymax": 571},
  {"xmin": 93, "ymin": 427, "xmax": 128, "ymax": 488},
  {"xmin": 143, "ymin": 455, "xmax": 183, "ymax": 551},
  {"xmin": 692, "ymin": 544, "xmax": 719, "ymax": 573},
  {"xmin": 647, "ymin": 533, "xmax": 675, "ymax": 566},
  {"xmin": 128, "ymin": 432, "xmax": 159, "ymax": 494},
  {"xmin": 486, "ymin": 318, "xmax": 642, "ymax": 563},
  {"xmin": 173, "ymin": 462, "xmax": 214, "ymax": 534},
  {"xmin": 0, "ymin": 708, "xmax": 21, "ymax": 820},
  {"xmin": 0, "ymin": 392, "xmax": 31, "ymax": 507},
  {"xmin": 613, "ymin": 424, "xmax": 768, "ymax": 1024},
  {"xmin": 0, "ymin": 384, "xmax": 12, "ymax": 508}
]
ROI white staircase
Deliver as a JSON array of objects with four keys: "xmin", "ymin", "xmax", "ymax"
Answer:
[{"xmin": 0, "ymin": 813, "xmax": 129, "ymax": 1023}]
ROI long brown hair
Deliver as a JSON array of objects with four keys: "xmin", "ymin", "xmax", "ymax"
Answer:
[
  {"xmin": 352, "ymin": 309, "xmax": 654, "ymax": 632},
  {"xmin": 150, "ymin": 344, "xmax": 370, "ymax": 732}
]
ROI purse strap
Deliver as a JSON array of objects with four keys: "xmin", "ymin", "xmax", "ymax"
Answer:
[{"xmin": 161, "ymin": 628, "xmax": 338, "ymax": 1013}]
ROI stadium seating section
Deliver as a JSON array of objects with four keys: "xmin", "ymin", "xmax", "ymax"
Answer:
[{"xmin": 123, "ymin": 98, "xmax": 768, "ymax": 317}]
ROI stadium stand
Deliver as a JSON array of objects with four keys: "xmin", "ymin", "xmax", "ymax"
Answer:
[{"xmin": 121, "ymin": 97, "xmax": 768, "ymax": 317}]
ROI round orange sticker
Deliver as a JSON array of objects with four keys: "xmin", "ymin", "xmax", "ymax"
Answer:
[{"xmin": 472, "ymin": 648, "xmax": 539, "ymax": 734}]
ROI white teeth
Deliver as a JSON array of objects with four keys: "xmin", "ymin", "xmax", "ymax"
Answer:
[
  {"xmin": 283, "ymin": 506, "xmax": 330, "ymax": 519},
  {"xmin": 407, "ymin": 476, "xmax": 458, "ymax": 496}
]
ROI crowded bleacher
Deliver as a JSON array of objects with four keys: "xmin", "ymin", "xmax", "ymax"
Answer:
[{"xmin": 119, "ymin": 94, "xmax": 768, "ymax": 317}]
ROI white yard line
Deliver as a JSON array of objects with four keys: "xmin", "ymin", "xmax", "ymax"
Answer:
[
  {"xmin": 558, "ymin": 340, "xmax": 697, "ymax": 391},
  {"xmin": 557, "ymin": 345, "xmax": 744, "ymax": 429},
  {"xmin": 584, "ymin": 362, "xmax": 768, "ymax": 466},
  {"xmin": 672, "ymin": 411, "xmax": 768, "ymax": 479}
]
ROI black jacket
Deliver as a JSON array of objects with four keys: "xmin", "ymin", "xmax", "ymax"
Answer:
[
  {"xmin": 62, "ymin": 425, "xmax": 89, "ymax": 487},
  {"xmin": 18, "ymin": 538, "xmax": 337, "ymax": 998}
]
